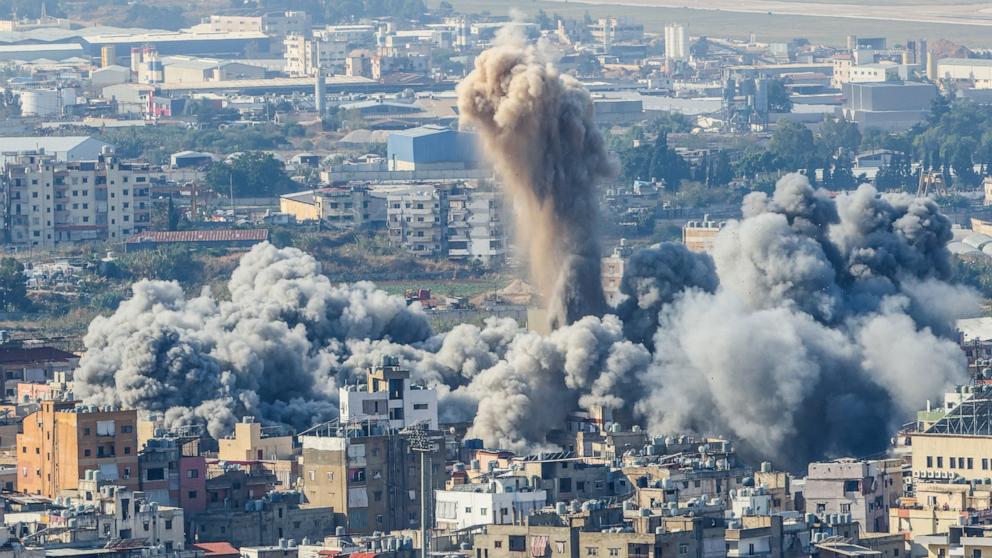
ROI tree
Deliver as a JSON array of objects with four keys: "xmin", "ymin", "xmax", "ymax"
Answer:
[
  {"xmin": 0, "ymin": 258, "xmax": 29, "ymax": 312},
  {"xmin": 647, "ymin": 133, "xmax": 690, "ymax": 190},
  {"xmin": 767, "ymin": 79, "xmax": 793, "ymax": 113},
  {"xmin": 819, "ymin": 117, "xmax": 862, "ymax": 155},
  {"xmin": 769, "ymin": 120, "xmax": 817, "ymax": 173},
  {"xmin": 206, "ymin": 152, "xmax": 298, "ymax": 197}
]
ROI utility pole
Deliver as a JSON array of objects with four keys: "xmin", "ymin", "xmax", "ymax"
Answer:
[{"xmin": 402, "ymin": 422, "xmax": 437, "ymax": 558}]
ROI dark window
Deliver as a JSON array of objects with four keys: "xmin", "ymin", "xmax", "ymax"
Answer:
[
  {"xmin": 509, "ymin": 537, "xmax": 526, "ymax": 552},
  {"xmin": 146, "ymin": 468, "xmax": 165, "ymax": 481},
  {"xmin": 843, "ymin": 480, "xmax": 859, "ymax": 492}
]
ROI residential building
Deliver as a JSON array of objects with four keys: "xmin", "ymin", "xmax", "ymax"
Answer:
[
  {"xmin": 297, "ymin": 420, "xmax": 446, "ymax": 535},
  {"xmin": 435, "ymin": 476, "xmax": 547, "ymax": 531},
  {"xmin": 0, "ymin": 346, "xmax": 77, "ymax": 400},
  {"xmin": 848, "ymin": 64, "xmax": 900, "ymax": 83},
  {"xmin": 1, "ymin": 151, "xmax": 153, "ymax": 248},
  {"xmin": 911, "ymin": 387, "xmax": 992, "ymax": 482},
  {"xmin": 339, "ymin": 356, "xmax": 438, "ymax": 430},
  {"xmin": 446, "ymin": 186, "xmax": 506, "ymax": 264},
  {"xmin": 804, "ymin": 458, "xmax": 903, "ymax": 534},
  {"xmin": 279, "ymin": 187, "xmax": 387, "ymax": 228},
  {"xmin": 725, "ymin": 515, "xmax": 783, "ymax": 558},
  {"xmin": 683, "ymin": 216, "xmax": 725, "ymax": 253},
  {"xmin": 189, "ymin": 490, "xmax": 334, "ymax": 547},
  {"xmin": 219, "ymin": 417, "xmax": 295, "ymax": 462},
  {"xmin": 284, "ymin": 34, "xmax": 348, "ymax": 76},
  {"xmin": 602, "ymin": 241, "xmax": 631, "ymax": 307},
  {"xmin": 510, "ymin": 452, "xmax": 619, "ymax": 504},
  {"xmin": 916, "ymin": 525, "xmax": 992, "ymax": 558},
  {"xmin": 384, "ymin": 184, "xmax": 449, "ymax": 257},
  {"xmin": 473, "ymin": 521, "xmax": 701, "ymax": 558},
  {"xmin": 16, "ymin": 401, "xmax": 139, "ymax": 498}
]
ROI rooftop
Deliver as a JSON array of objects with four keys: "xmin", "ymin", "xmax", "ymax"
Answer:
[
  {"xmin": 125, "ymin": 229, "xmax": 269, "ymax": 244},
  {"xmin": 0, "ymin": 346, "xmax": 77, "ymax": 365}
]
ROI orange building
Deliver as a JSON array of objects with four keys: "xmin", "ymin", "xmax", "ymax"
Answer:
[{"xmin": 16, "ymin": 401, "xmax": 139, "ymax": 498}]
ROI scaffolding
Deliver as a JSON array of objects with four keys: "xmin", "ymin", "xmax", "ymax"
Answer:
[{"xmin": 926, "ymin": 386, "xmax": 992, "ymax": 436}]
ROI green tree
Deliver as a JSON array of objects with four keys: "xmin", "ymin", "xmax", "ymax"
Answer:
[
  {"xmin": 769, "ymin": 120, "xmax": 817, "ymax": 173},
  {"xmin": 0, "ymin": 258, "xmax": 29, "ymax": 312},
  {"xmin": 767, "ymin": 79, "xmax": 793, "ymax": 113},
  {"xmin": 206, "ymin": 152, "xmax": 298, "ymax": 197},
  {"xmin": 647, "ymin": 133, "xmax": 690, "ymax": 190}
]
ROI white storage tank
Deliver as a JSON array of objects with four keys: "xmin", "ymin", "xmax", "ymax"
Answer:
[{"xmin": 20, "ymin": 89, "xmax": 61, "ymax": 116}]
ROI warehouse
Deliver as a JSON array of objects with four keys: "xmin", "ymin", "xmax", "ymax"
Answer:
[{"xmin": 386, "ymin": 125, "xmax": 479, "ymax": 171}]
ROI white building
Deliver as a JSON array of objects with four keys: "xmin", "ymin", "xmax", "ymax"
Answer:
[
  {"xmin": 339, "ymin": 356, "xmax": 438, "ymax": 430},
  {"xmin": 937, "ymin": 58, "xmax": 992, "ymax": 89},
  {"xmin": 0, "ymin": 137, "xmax": 110, "ymax": 168},
  {"xmin": 847, "ymin": 63, "xmax": 899, "ymax": 83},
  {"xmin": 664, "ymin": 24, "xmax": 688, "ymax": 62},
  {"xmin": 730, "ymin": 486, "xmax": 773, "ymax": 517},
  {"xmin": 435, "ymin": 477, "xmax": 547, "ymax": 531},
  {"xmin": 284, "ymin": 34, "xmax": 348, "ymax": 76},
  {"xmin": 446, "ymin": 187, "xmax": 506, "ymax": 264}
]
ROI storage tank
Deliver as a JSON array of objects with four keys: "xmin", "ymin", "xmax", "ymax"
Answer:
[{"xmin": 20, "ymin": 89, "xmax": 61, "ymax": 116}]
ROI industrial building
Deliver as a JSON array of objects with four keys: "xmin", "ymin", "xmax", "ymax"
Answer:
[
  {"xmin": 936, "ymin": 58, "xmax": 992, "ymax": 90},
  {"xmin": 842, "ymin": 81, "xmax": 938, "ymax": 131},
  {"xmin": 386, "ymin": 125, "xmax": 479, "ymax": 171}
]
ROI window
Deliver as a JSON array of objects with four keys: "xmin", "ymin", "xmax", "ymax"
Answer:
[
  {"xmin": 480, "ymin": 507, "xmax": 487, "ymax": 516},
  {"xmin": 509, "ymin": 536, "xmax": 526, "ymax": 552},
  {"xmin": 414, "ymin": 403, "xmax": 429, "ymax": 410},
  {"xmin": 309, "ymin": 470, "xmax": 315, "ymax": 481},
  {"xmin": 123, "ymin": 467, "xmax": 131, "ymax": 479},
  {"xmin": 816, "ymin": 503, "xmax": 826, "ymax": 513},
  {"xmin": 586, "ymin": 548, "xmax": 598, "ymax": 556},
  {"xmin": 164, "ymin": 519, "xmax": 173, "ymax": 530},
  {"xmin": 187, "ymin": 469, "xmax": 199, "ymax": 478},
  {"xmin": 146, "ymin": 467, "xmax": 165, "ymax": 481},
  {"xmin": 83, "ymin": 448, "xmax": 91, "ymax": 457},
  {"xmin": 465, "ymin": 507, "xmax": 472, "ymax": 513},
  {"xmin": 188, "ymin": 491, "xmax": 197, "ymax": 499},
  {"xmin": 609, "ymin": 550, "xmax": 620, "ymax": 557},
  {"xmin": 124, "ymin": 447, "xmax": 131, "ymax": 455},
  {"xmin": 841, "ymin": 504, "xmax": 851, "ymax": 513},
  {"xmin": 984, "ymin": 459, "xmax": 989, "ymax": 471},
  {"xmin": 495, "ymin": 542, "xmax": 503, "ymax": 549},
  {"xmin": 951, "ymin": 457, "xmax": 957, "ymax": 469},
  {"xmin": 969, "ymin": 458, "xmax": 975, "ymax": 470},
  {"xmin": 937, "ymin": 457, "xmax": 944, "ymax": 468},
  {"xmin": 679, "ymin": 545, "xmax": 689, "ymax": 556},
  {"xmin": 844, "ymin": 480, "xmax": 860, "ymax": 492},
  {"xmin": 927, "ymin": 456, "xmax": 933, "ymax": 468}
]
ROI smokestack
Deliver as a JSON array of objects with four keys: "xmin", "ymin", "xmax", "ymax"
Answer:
[{"xmin": 315, "ymin": 67, "xmax": 326, "ymax": 116}]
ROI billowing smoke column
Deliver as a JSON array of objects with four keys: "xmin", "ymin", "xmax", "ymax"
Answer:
[
  {"xmin": 457, "ymin": 32, "xmax": 614, "ymax": 329},
  {"xmin": 71, "ymin": 36, "xmax": 978, "ymax": 466},
  {"xmin": 73, "ymin": 244, "xmax": 432, "ymax": 438}
]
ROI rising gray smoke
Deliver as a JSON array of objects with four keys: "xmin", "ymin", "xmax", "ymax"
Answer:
[
  {"xmin": 632, "ymin": 174, "xmax": 976, "ymax": 465},
  {"xmin": 457, "ymin": 32, "xmax": 614, "ymax": 329},
  {"xmin": 74, "ymin": 244, "xmax": 432, "ymax": 438}
]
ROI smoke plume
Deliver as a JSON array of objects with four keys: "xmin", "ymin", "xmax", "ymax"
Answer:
[{"xmin": 457, "ymin": 32, "xmax": 614, "ymax": 329}]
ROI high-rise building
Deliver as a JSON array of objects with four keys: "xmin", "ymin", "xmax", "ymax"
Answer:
[
  {"xmin": 1, "ymin": 150, "xmax": 153, "ymax": 248},
  {"xmin": 16, "ymin": 400, "xmax": 139, "ymax": 498},
  {"xmin": 664, "ymin": 24, "xmax": 688, "ymax": 62}
]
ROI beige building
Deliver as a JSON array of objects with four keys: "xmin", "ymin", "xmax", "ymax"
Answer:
[
  {"xmin": 218, "ymin": 418, "xmax": 295, "ymax": 462},
  {"xmin": 2, "ymin": 151, "xmax": 153, "ymax": 248},
  {"xmin": 682, "ymin": 216, "xmax": 724, "ymax": 253}
]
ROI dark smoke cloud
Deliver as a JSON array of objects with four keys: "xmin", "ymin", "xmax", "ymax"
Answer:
[{"xmin": 457, "ymin": 31, "xmax": 614, "ymax": 329}]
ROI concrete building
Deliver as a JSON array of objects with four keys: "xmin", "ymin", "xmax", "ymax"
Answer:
[
  {"xmin": 601, "ymin": 242, "xmax": 630, "ymax": 307},
  {"xmin": 446, "ymin": 186, "xmax": 506, "ymax": 264},
  {"xmin": 435, "ymin": 477, "xmax": 547, "ymax": 531},
  {"xmin": 664, "ymin": 24, "xmax": 688, "ymax": 62},
  {"xmin": 384, "ymin": 183, "xmax": 449, "ymax": 257},
  {"xmin": 162, "ymin": 56, "xmax": 266, "ymax": 84},
  {"xmin": 0, "ymin": 346, "xmax": 77, "ymax": 401},
  {"xmin": 1, "ymin": 151, "xmax": 153, "ymax": 248},
  {"xmin": 936, "ymin": 58, "xmax": 992, "ymax": 90},
  {"xmin": 284, "ymin": 34, "xmax": 348, "ymax": 76},
  {"xmin": 386, "ymin": 125, "xmax": 479, "ymax": 171},
  {"xmin": 847, "ymin": 64, "xmax": 900, "ymax": 83},
  {"xmin": 683, "ymin": 216, "xmax": 725, "ymax": 253},
  {"xmin": 189, "ymin": 490, "xmax": 334, "ymax": 547},
  {"xmin": 279, "ymin": 186, "xmax": 387, "ymax": 228},
  {"xmin": 218, "ymin": 418, "xmax": 295, "ymax": 462},
  {"xmin": 16, "ymin": 400, "xmax": 139, "ymax": 498},
  {"xmin": 804, "ymin": 458, "xmax": 903, "ymax": 534},
  {"xmin": 297, "ymin": 421, "xmax": 446, "ymax": 535},
  {"xmin": 590, "ymin": 18, "xmax": 644, "ymax": 47},
  {"xmin": 916, "ymin": 525, "xmax": 992, "ymax": 558},
  {"xmin": 473, "ymin": 521, "xmax": 701, "ymax": 558},
  {"xmin": 339, "ymin": 356, "xmax": 438, "ymax": 430},
  {"xmin": 842, "ymin": 81, "xmax": 938, "ymax": 131}
]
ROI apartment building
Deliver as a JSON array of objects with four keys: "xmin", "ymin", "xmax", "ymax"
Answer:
[
  {"xmin": 16, "ymin": 400, "xmax": 139, "ymax": 498},
  {"xmin": 1, "ymin": 151, "xmax": 152, "ymax": 248},
  {"xmin": 590, "ymin": 18, "xmax": 644, "ymax": 46},
  {"xmin": 339, "ymin": 356, "xmax": 439, "ymax": 430},
  {"xmin": 805, "ymin": 458, "xmax": 903, "ymax": 534},
  {"xmin": 189, "ymin": 490, "xmax": 333, "ymax": 547},
  {"xmin": 446, "ymin": 187, "xmax": 506, "ymax": 264},
  {"xmin": 435, "ymin": 476, "xmax": 547, "ymax": 531},
  {"xmin": 298, "ymin": 421, "xmax": 446, "ymax": 534},
  {"xmin": 0, "ymin": 345, "xmax": 78, "ymax": 400},
  {"xmin": 284, "ymin": 34, "xmax": 348, "ymax": 75},
  {"xmin": 385, "ymin": 184, "xmax": 449, "ymax": 257},
  {"xmin": 473, "ymin": 521, "xmax": 701, "ymax": 558}
]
